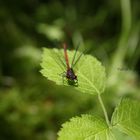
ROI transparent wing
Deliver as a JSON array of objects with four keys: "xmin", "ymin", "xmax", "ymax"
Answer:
[{"xmin": 50, "ymin": 48, "xmax": 66, "ymax": 71}]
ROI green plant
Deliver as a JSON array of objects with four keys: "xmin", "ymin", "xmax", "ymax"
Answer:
[{"xmin": 40, "ymin": 48, "xmax": 140, "ymax": 140}]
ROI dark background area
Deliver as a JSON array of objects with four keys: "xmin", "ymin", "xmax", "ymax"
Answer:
[{"xmin": 0, "ymin": 0, "xmax": 140, "ymax": 140}]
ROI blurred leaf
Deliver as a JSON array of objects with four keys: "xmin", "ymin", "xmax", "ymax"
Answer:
[
  {"xmin": 40, "ymin": 48, "xmax": 106, "ymax": 95},
  {"xmin": 37, "ymin": 24, "xmax": 64, "ymax": 41},
  {"xmin": 111, "ymin": 98, "xmax": 140, "ymax": 139},
  {"xmin": 58, "ymin": 115, "xmax": 115, "ymax": 140},
  {"xmin": 15, "ymin": 45, "xmax": 41, "ymax": 62}
]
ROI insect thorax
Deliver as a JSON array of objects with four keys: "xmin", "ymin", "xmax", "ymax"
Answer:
[{"xmin": 66, "ymin": 68, "xmax": 77, "ymax": 81}]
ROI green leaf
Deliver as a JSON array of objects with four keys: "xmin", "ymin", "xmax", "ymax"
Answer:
[
  {"xmin": 40, "ymin": 48, "xmax": 106, "ymax": 95},
  {"xmin": 111, "ymin": 98, "xmax": 140, "ymax": 139},
  {"xmin": 112, "ymin": 128, "xmax": 135, "ymax": 140},
  {"xmin": 58, "ymin": 115, "xmax": 116, "ymax": 140}
]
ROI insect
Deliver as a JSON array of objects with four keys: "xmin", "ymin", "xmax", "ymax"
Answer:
[{"xmin": 61, "ymin": 43, "xmax": 84, "ymax": 86}]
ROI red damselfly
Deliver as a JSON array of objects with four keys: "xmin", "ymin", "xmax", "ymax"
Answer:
[{"xmin": 61, "ymin": 43, "xmax": 85, "ymax": 86}]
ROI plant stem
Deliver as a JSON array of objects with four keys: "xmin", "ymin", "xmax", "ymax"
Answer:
[
  {"xmin": 108, "ymin": 0, "xmax": 132, "ymax": 86},
  {"xmin": 98, "ymin": 94, "xmax": 111, "ymax": 127}
]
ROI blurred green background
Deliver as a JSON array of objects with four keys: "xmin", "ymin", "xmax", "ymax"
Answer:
[{"xmin": 0, "ymin": 0, "xmax": 140, "ymax": 140}]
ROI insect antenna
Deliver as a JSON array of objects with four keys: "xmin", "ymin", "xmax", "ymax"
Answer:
[
  {"xmin": 71, "ymin": 43, "xmax": 81, "ymax": 68},
  {"xmin": 72, "ymin": 48, "xmax": 88, "ymax": 68}
]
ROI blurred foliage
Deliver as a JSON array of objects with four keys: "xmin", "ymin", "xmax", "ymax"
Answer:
[{"xmin": 0, "ymin": 0, "xmax": 140, "ymax": 140}]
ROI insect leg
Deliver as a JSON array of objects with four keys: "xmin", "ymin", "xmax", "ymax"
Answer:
[{"xmin": 58, "ymin": 72, "xmax": 66, "ymax": 84}]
